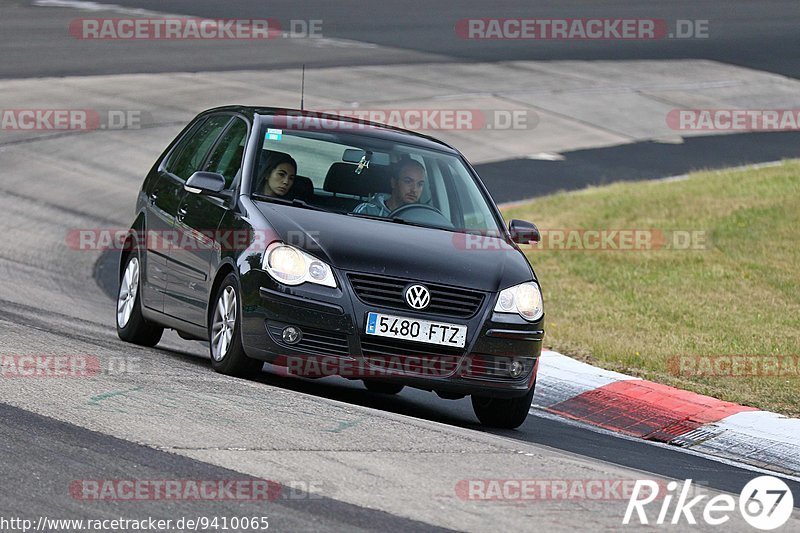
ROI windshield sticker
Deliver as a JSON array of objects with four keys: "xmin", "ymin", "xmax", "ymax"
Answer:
[{"xmin": 265, "ymin": 128, "xmax": 283, "ymax": 141}]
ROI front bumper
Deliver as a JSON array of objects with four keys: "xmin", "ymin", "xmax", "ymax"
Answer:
[{"xmin": 239, "ymin": 269, "xmax": 543, "ymax": 399}]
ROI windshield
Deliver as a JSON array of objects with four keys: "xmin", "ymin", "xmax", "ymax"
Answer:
[{"xmin": 250, "ymin": 122, "xmax": 503, "ymax": 233}]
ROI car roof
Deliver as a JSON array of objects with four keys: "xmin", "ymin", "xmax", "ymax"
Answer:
[{"xmin": 198, "ymin": 105, "xmax": 461, "ymax": 155}]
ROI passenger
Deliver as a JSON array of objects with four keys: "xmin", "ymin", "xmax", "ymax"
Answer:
[
  {"xmin": 260, "ymin": 153, "xmax": 297, "ymax": 196},
  {"xmin": 353, "ymin": 159, "xmax": 426, "ymax": 216}
]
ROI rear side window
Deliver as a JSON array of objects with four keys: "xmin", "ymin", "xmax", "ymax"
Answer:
[
  {"xmin": 205, "ymin": 118, "xmax": 248, "ymax": 189},
  {"xmin": 167, "ymin": 115, "xmax": 231, "ymax": 181}
]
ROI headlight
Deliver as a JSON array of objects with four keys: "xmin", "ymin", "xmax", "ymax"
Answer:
[
  {"xmin": 494, "ymin": 282, "xmax": 543, "ymax": 321},
  {"xmin": 263, "ymin": 243, "xmax": 337, "ymax": 288}
]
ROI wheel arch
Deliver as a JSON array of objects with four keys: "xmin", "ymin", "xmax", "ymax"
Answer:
[
  {"xmin": 207, "ymin": 260, "xmax": 238, "ymax": 327},
  {"xmin": 119, "ymin": 212, "xmax": 146, "ymax": 282}
]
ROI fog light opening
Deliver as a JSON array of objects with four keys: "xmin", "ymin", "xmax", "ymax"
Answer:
[
  {"xmin": 282, "ymin": 326, "xmax": 303, "ymax": 345},
  {"xmin": 509, "ymin": 360, "xmax": 525, "ymax": 378}
]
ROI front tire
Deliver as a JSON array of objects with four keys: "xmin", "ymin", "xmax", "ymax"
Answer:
[
  {"xmin": 116, "ymin": 253, "xmax": 163, "ymax": 347},
  {"xmin": 471, "ymin": 385, "xmax": 535, "ymax": 429},
  {"xmin": 209, "ymin": 274, "xmax": 263, "ymax": 377}
]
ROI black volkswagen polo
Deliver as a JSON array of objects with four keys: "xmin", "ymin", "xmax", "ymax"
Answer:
[{"xmin": 116, "ymin": 106, "xmax": 544, "ymax": 428}]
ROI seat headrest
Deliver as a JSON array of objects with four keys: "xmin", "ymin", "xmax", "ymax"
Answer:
[
  {"xmin": 323, "ymin": 163, "xmax": 391, "ymax": 196},
  {"xmin": 286, "ymin": 175, "xmax": 314, "ymax": 202}
]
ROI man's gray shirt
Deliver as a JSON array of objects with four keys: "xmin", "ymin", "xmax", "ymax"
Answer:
[{"xmin": 353, "ymin": 193, "xmax": 392, "ymax": 217}]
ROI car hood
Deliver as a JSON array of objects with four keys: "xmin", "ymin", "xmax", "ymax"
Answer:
[{"xmin": 254, "ymin": 202, "xmax": 535, "ymax": 292}]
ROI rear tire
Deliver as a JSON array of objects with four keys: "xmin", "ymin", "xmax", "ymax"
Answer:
[
  {"xmin": 209, "ymin": 273, "xmax": 263, "ymax": 377},
  {"xmin": 471, "ymin": 385, "xmax": 535, "ymax": 429},
  {"xmin": 363, "ymin": 380, "xmax": 404, "ymax": 395},
  {"xmin": 116, "ymin": 253, "xmax": 163, "ymax": 347}
]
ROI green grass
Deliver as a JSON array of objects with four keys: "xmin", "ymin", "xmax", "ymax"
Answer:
[{"xmin": 502, "ymin": 160, "xmax": 800, "ymax": 416}]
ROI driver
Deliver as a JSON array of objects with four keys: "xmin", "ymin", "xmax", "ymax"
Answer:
[{"xmin": 353, "ymin": 159, "xmax": 425, "ymax": 217}]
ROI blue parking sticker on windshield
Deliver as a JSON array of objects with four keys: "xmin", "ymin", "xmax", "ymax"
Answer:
[
  {"xmin": 366, "ymin": 312, "xmax": 378, "ymax": 334},
  {"xmin": 266, "ymin": 128, "xmax": 283, "ymax": 141}
]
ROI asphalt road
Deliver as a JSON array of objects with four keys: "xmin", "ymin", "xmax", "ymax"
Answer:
[
  {"xmin": 4, "ymin": 0, "xmax": 800, "ymax": 79},
  {"xmin": 105, "ymin": 0, "xmax": 800, "ymax": 77},
  {"xmin": 2, "ymin": 1, "xmax": 800, "ymax": 530},
  {"xmin": 478, "ymin": 132, "xmax": 800, "ymax": 203},
  {"xmin": 0, "ymin": 403, "xmax": 452, "ymax": 532}
]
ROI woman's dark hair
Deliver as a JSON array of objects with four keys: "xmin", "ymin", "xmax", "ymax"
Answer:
[
  {"xmin": 261, "ymin": 152, "xmax": 297, "ymax": 179},
  {"xmin": 258, "ymin": 151, "xmax": 297, "ymax": 192}
]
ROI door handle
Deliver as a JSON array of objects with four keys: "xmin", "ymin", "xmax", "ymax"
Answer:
[
  {"xmin": 149, "ymin": 193, "xmax": 158, "ymax": 205},
  {"xmin": 177, "ymin": 207, "xmax": 187, "ymax": 221}
]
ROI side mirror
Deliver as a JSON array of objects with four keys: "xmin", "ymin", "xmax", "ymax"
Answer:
[
  {"xmin": 509, "ymin": 219, "xmax": 540, "ymax": 244},
  {"xmin": 185, "ymin": 171, "xmax": 227, "ymax": 195}
]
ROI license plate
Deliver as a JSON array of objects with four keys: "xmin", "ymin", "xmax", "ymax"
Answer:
[{"xmin": 365, "ymin": 312, "xmax": 467, "ymax": 348}]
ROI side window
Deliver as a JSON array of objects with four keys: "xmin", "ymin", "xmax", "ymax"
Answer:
[
  {"xmin": 164, "ymin": 119, "xmax": 204, "ymax": 173},
  {"xmin": 446, "ymin": 161, "xmax": 494, "ymax": 231},
  {"xmin": 455, "ymin": 184, "xmax": 485, "ymax": 229},
  {"xmin": 425, "ymin": 157, "xmax": 450, "ymax": 221},
  {"xmin": 167, "ymin": 115, "xmax": 231, "ymax": 181},
  {"xmin": 205, "ymin": 118, "xmax": 248, "ymax": 189}
]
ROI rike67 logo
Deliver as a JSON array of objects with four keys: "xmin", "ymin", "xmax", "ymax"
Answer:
[{"xmin": 624, "ymin": 476, "xmax": 794, "ymax": 530}]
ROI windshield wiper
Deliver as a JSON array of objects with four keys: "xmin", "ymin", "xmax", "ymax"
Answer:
[
  {"xmin": 346, "ymin": 212, "xmax": 407, "ymax": 224},
  {"xmin": 347, "ymin": 212, "xmax": 463, "ymax": 232},
  {"xmin": 251, "ymin": 194, "xmax": 331, "ymax": 213},
  {"xmin": 346, "ymin": 212, "xmax": 438, "ymax": 229}
]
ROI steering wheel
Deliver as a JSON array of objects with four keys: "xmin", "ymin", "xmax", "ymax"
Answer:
[{"xmin": 390, "ymin": 203, "xmax": 454, "ymax": 228}]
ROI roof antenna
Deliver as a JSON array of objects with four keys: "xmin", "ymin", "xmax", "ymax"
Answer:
[{"xmin": 300, "ymin": 64, "xmax": 305, "ymax": 111}]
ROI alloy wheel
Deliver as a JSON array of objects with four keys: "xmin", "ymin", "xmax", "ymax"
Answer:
[
  {"xmin": 211, "ymin": 286, "xmax": 237, "ymax": 361},
  {"xmin": 117, "ymin": 257, "xmax": 140, "ymax": 329}
]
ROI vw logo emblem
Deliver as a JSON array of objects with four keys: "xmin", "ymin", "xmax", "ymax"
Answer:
[{"xmin": 405, "ymin": 284, "xmax": 431, "ymax": 310}]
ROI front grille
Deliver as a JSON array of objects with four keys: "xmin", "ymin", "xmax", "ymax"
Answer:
[
  {"xmin": 462, "ymin": 354, "xmax": 535, "ymax": 381},
  {"xmin": 348, "ymin": 273, "xmax": 485, "ymax": 318},
  {"xmin": 267, "ymin": 322, "xmax": 351, "ymax": 357},
  {"xmin": 360, "ymin": 336, "xmax": 464, "ymax": 377}
]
